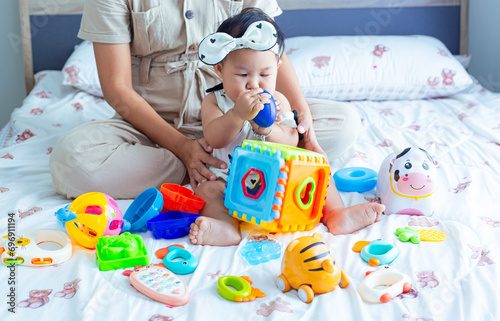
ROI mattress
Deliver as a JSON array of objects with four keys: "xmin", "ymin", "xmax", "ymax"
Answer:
[{"xmin": 1, "ymin": 70, "xmax": 499, "ymax": 321}]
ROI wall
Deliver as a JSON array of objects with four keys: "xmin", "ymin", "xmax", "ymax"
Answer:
[
  {"xmin": 468, "ymin": 0, "xmax": 500, "ymax": 92},
  {"xmin": 0, "ymin": 0, "xmax": 26, "ymax": 128}
]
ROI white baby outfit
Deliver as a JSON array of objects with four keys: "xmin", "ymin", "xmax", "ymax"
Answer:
[
  {"xmin": 210, "ymin": 87, "xmax": 298, "ymax": 180},
  {"xmin": 211, "ymin": 88, "xmax": 255, "ymax": 180}
]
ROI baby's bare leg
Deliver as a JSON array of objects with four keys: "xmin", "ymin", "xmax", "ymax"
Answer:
[
  {"xmin": 189, "ymin": 180, "xmax": 241, "ymax": 246},
  {"xmin": 321, "ymin": 181, "xmax": 385, "ymax": 235}
]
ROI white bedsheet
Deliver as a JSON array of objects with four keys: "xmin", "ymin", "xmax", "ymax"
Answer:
[{"xmin": 1, "ymin": 71, "xmax": 499, "ymax": 321}]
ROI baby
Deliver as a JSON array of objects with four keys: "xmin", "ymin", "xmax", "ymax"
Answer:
[{"xmin": 189, "ymin": 8, "xmax": 384, "ymax": 246}]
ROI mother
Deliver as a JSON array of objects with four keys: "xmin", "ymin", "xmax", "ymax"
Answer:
[{"xmin": 49, "ymin": 0, "xmax": 361, "ymax": 199}]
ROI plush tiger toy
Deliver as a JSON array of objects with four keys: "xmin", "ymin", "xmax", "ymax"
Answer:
[{"xmin": 276, "ymin": 233, "xmax": 349, "ymax": 303}]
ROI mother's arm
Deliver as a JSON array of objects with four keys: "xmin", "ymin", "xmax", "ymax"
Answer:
[
  {"xmin": 276, "ymin": 52, "xmax": 326, "ymax": 156},
  {"xmin": 93, "ymin": 43, "xmax": 226, "ymax": 187}
]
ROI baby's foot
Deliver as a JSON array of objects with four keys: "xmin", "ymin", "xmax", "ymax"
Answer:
[
  {"xmin": 324, "ymin": 203, "xmax": 385, "ymax": 235},
  {"xmin": 189, "ymin": 216, "xmax": 241, "ymax": 246}
]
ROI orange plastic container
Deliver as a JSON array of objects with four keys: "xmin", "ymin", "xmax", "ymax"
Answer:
[{"xmin": 160, "ymin": 184, "xmax": 205, "ymax": 214}]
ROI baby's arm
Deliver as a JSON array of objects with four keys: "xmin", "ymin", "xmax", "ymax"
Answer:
[
  {"xmin": 201, "ymin": 93, "xmax": 245, "ymax": 149},
  {"xmin": 203, "ymin": 88, "xmax": 269, "ymax": 148},
  {"xmin": 251, "ymin": 91, "xmax": 299, "ymax": 146}
]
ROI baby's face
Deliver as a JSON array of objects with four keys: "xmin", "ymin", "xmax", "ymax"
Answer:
[{"xmin": 216, "ymin": 49, "xmax": 280, "ymax": 102}]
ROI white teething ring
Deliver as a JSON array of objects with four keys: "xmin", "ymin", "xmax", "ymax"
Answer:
[
  {"xmin": 358, "ymin": 265, "xmax": 412, "ymax": 303},
  {"xmin": 1, "ymin": 229, "xmax": 72, "ymax": 267}
]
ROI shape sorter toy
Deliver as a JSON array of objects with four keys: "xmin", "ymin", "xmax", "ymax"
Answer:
[{"xmin": 224, "ymin": 140, "xmax": 330, "ymax": 232}]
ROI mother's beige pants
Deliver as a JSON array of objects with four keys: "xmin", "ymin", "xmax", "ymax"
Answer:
[{"xmin": 49, "ymin": 99, "xmax": 361, "ymax": 199}]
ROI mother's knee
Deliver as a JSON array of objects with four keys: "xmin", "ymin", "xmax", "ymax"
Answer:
[{"xmin": 49, "ymin": 128, "xmax": 113, "ymax": 198}]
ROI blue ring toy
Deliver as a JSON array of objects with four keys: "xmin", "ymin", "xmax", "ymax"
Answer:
[
  {"xmin": 333, "ymin": 167, "xmax": 377, "ymax": 193},
  {"xmin": 123, "ymin": 187, "xmax": 164, "ymax": 232},
  {"xmin": 360, "ymin": 239, "xmax": 399, "ymax": 265},
  {"xmin": 163, "ymin": 246, "xmax": 198, "ymax": 274}
]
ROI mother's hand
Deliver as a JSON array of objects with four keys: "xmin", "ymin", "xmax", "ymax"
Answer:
[
  {"xmin": 296, "ymin": 112, "xmax": 327, "ymax": 157},
  {"xmin": 178, "ymin": 138, "xmax": 227, "ymax": 189}
]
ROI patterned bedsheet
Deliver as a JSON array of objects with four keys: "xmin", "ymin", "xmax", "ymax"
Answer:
[{"xmin": 1, "ymin": 71, "xmax": 499, "ymax": 321}]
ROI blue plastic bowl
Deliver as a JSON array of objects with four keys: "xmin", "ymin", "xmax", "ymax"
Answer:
[
  {"xmin": 123, "ymin": 187, "xmax": 164, "ymax": 232},
  {"xmin": 147, "ymin": 211, "xmax": 200, "ymax": 239}
]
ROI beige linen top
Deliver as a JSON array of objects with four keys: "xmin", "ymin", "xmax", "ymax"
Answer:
[{"xmin": 78, "ymin": 0, "xmax": 282, "ymax": 138}]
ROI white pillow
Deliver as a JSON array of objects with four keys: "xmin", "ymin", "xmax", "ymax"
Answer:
[
  {"xmin": 453, "ymin": 54, "xmax": 472, "ymax": 69},
  {"xmin": 62, "ymin": 41, "xmax": 103, "ymax": 97},
  {"xmin": 285, "ymin": 35, "xmax": 473, "ymax": 100}
]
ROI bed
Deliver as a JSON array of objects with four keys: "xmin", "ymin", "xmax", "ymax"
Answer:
[{"xmin": 2, "ymin": 0, "xmax": 500, "ymax": 320}]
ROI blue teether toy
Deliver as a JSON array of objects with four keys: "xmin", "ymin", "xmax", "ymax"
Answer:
[
  {"xmin": 162, "ymin": 245, "xmax": 198, "ymax": 274},
  {"xmin": 253, "ymin": 90, "xmax": 277, "ymax": 128},
  {"xmin": 333, "ymin": 167, "xmax": 377, "ymax": 193},
  {"xmin": 240, "ymin": 240, "xmax": 281, "ymax": 265}
]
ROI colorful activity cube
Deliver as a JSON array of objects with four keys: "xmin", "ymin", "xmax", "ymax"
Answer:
[{"xmin": 224, "ymin": 140, "xmax": 330, "ymax": 232}]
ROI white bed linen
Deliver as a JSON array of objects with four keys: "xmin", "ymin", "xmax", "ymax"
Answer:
[{"xmin": 1, "ymin": 71, "xmax": 499, "ymax": 321}]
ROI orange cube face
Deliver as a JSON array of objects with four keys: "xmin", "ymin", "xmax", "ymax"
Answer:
[{"xmin": 277, "ymin": 159, "xmax": 330, "ymax": 231}]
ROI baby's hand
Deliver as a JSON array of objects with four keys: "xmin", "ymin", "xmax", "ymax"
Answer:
[
  {"xmin": 233, "ymin": 89, "xmax": 270, "ymax": 122},
  {"xmin": 274, "ymin": 98, "xmax": 282, "ymax": 122},
  {"xmin": 272, "ymin": 97, "xmax": 297, "ymax": 128}
]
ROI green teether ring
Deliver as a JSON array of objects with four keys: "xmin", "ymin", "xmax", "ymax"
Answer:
[{"xmin": 217, "ymin": 276, "xmax": 251, "ymax": 301}]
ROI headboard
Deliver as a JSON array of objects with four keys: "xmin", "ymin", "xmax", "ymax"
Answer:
[{"xmin": 19, "ymin": 0, "xmax": 469, "ymax": 94}]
